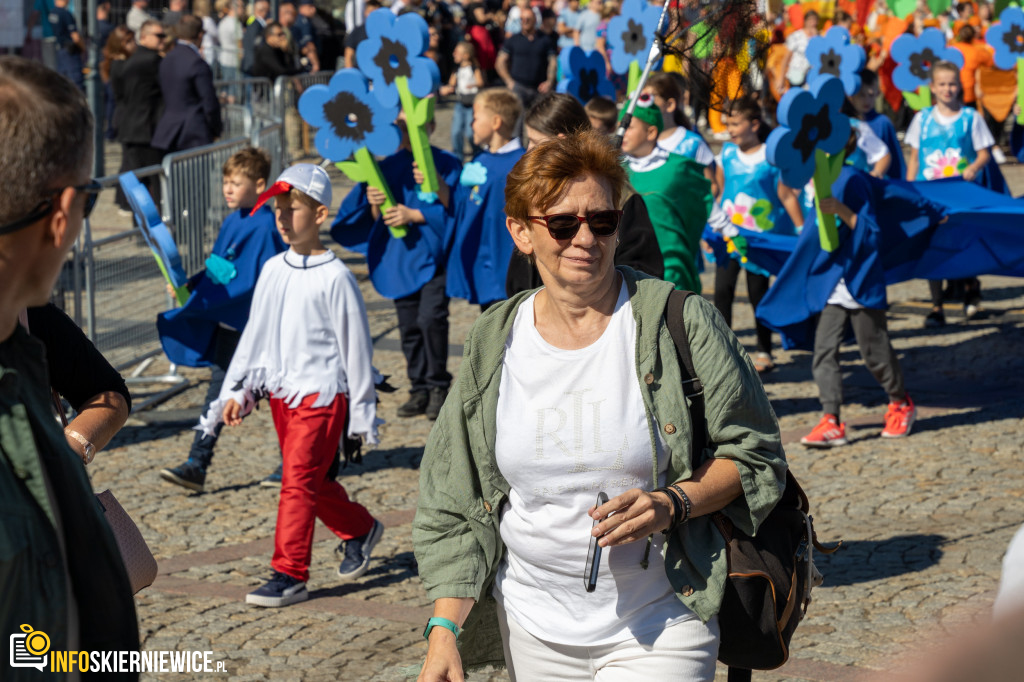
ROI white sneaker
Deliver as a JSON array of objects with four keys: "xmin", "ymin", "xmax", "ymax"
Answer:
[
  {"xmin": 993, "ymin": 146, "xmax": 1007, "ymax": 165},
  {"xmin": 964, "ymin": 303, "xmax": 980, "ymax": 320}
]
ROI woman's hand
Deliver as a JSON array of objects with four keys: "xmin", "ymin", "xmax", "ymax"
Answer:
[
  {"xmin": 223, "ymin": 399, "xmax": 243, "ymax": 426},
  {"xmin": 589, "ymin": 488, "xmax": 674, "ymax": 547},
  {"xmin": 418, "ymin": 630, "xmax": 464, "ymax": 682},
  {"xmin": 819, "ymin": 196, "xmax": 856, "ymax": 228}
]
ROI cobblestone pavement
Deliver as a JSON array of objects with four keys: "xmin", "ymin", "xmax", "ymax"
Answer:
[{"xmin": 80, "ymin": 107, "xmax": 1024, "ymax": 680}]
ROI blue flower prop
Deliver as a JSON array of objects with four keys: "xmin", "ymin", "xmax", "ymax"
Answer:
[
  {"xmin": 766, "ymin": 76, "xmax": 851, "ymax": 188},
  {"xmin": 298, "ymin": 69, "xmax": 401, "ymax": 162},
  {"xmin": 606, "ymin": 0, "xmax": 663, "ymax": 75},
  {"xmin": 805, "ymin": 26, "xmax": 866, "ymax": 96},
  {"xmin": 890, "ymin": 28, "xmax": 964, "ymax": 93},
  {"xmin": 556, "ymin": 47, "xmax": 616, "ymax": 104},
  {"xmin": 986, "ymin": 7, "xmax": 1024, "ymax": 70},
  {"xmin": 355, "ymin": 8, "xmax": 441, "ymax": 108}
]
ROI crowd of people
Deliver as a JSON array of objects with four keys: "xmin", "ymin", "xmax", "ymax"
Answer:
[{"xmin": 6, "ymin": 0, "xmax": 1024, "ymax": 680}]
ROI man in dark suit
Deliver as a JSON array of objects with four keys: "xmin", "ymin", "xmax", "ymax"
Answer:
[
  {"xmin": 112, "ymin": 19, "xmax": 166, "ymax": 207},
  {"xmin": 152, "ymin": 15, "xmax": 223, "ymax": 153}
]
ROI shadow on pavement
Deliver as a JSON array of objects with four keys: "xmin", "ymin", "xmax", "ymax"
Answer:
[
  {"xmin": 817, "ymin": 534, "xmax": 946, "ymax": 586},
  {"xmin": 308, "ymin": 551, "xmax": 419, "ymax": 600}
]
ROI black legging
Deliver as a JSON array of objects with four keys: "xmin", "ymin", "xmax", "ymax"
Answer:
[{"xmin": 714, "ymin": 258, "xmax": 772, "ymax": 354}]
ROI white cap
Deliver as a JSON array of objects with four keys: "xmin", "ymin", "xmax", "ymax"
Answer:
[{"xmin": 251, "ymin": 163, "xmax": 332, "ymax": 214}]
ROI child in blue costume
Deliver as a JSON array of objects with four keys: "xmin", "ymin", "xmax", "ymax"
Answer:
[
  {"xmin": 708, "ymin": 96, "xmax": 803, "ymax": 374},
  {"xmin": 332, "ymin": 110, "xmax": 462, "ymax": 420},
  {"xmin": 850, "ymin": 69, "xmax": 905, "ymax": 180},
  {"xmin": 756, "ymin": 158, "xmax": 945, "ymax": 446},
  {"xmin": 643, "ymin": 72, "xmax": 717, "ymax": 192},
  {"xmin": 158, "ymin": 148, "xmax": 286, "ymax": 492},
  {"xmin": 905, "ymin": 60, "xmax": 994, "ymax": 326},
  {"xmin": 446, "ymin": 88, "xmax": 525, "ymax": 308}
]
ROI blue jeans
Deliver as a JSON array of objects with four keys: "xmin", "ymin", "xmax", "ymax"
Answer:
[{"xmin": 451, "ymin": 102, "xmax": 478, "ymax": 159}]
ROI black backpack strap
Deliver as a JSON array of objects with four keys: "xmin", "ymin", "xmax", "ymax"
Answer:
[{"xmin": 664, "ymin": 289, "xmax": 707, "ymax": 471}]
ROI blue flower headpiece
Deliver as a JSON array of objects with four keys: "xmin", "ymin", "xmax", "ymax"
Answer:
[
  {"xmin": 805, "ymin": 26, "xmax": 866, "ymax": 96},
  {"xmin": 556, "ymin": 47, "xmax": 616, "ymax": 104}
]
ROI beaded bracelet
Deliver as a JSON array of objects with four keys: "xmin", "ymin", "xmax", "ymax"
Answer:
[
  {"xmin": 669, "ymin": 483, "xmax": 692, "ymax": 525},
  {"xmin": 653, "ymin": 486, "xmax": 682, "ymax": 535}
]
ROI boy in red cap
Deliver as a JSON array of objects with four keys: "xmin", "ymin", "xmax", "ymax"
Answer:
[{"xmin": 199, "ymin": 163, "xmax": 383, "ymax": 607}]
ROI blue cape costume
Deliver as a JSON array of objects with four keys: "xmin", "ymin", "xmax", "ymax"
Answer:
[
  {"xmin": 332, "ymin": 146, "xmax": 463, "ymax": 300},
  {"xmin": 446, "ymin": 146, "xmax": 526, "ymax": 305},
  {"xmin": 756, "ymin": 168, "xmax": 1024, "ymax": 350},
  {"xmin": 157, "ymin": 205, "xmax": 286, "ymax": 366}
]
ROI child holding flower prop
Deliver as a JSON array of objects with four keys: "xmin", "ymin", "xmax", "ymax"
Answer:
[
  {"xmin": 890, "ymin": 27, "xmax": 965, "ymax": 111},
  {"xmin": 298, "ymin": 69, "xmax": 405, "ymax": 237},
  {"xmin": 767, "ymin": 75, "xmax": 851, "ymax": 253},
  {"xmin": 985, "ymin": 6, "xmax": 1024, "ymax": 125},
  {"xmin": 606, "ymin": 0, "xmax": 664, "ymax": 95},
  {"xmin": 356, "ymin": 8, "xmax": 442, "ymax": 201}
]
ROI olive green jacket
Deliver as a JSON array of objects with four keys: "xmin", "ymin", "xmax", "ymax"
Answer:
[
  {"xmin": 412, "ymin": 267, "xmax": 787, "ymax": 671},
  {"xmin": 0, "ymin": 327, "xmax": 139, "ymax": 676}
]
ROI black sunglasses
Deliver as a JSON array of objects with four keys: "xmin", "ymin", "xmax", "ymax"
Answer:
[
  {"xmin": 528, "ymin": 209, "xmax": 623, "ymax": 240},
  {"xmin": 0, "ymin": 181, "xmax": 102, "ymax": 237}
]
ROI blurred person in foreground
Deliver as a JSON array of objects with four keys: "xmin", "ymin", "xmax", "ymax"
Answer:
[
  {"xmin": 0, "ymin": 56, "xmax": 139, "ymax": 677},
  {"xmin": 414, "ymin": 130, "xmax": 786, "ymax": 681}
]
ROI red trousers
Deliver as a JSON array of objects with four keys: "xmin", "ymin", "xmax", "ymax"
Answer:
[{"xmin": 269, "ymin": 393, "xmax": 374, "ymax": 582}]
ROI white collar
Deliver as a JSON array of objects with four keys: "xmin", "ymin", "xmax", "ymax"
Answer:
[
  {"xmin": 626, "ymin": 146, "xmax": 669, "ymax": 173},
  {"xmin": 493, "ymin": 138, "xmax": 523, "ymax": 154},
  {"xmin": 283, "ymin": 249, "xmax": 336, "ymax": 269}
]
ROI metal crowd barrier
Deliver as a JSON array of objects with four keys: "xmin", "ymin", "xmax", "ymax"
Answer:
[
  {"xmin": 222, "ymin": 103, "xmax": 254, "ymax": 140},
  {"xmin": 273, "ymin": 71, "xmax": 334, "ymax": 158},
  {"xmin": 214, "ymin": 76, "xmax": 275, "ymax": 119},
  {"xmin": 160, "ymin": 136, "xmax": 253, "ymax": 275},
  {"xmin": 78, "ymin": 165, "xmax": 189, "ymax": 410}
]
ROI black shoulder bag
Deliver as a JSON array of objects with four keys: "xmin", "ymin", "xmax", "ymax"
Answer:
[{"xmin": 664, "ymin": 290, "xmax": 840, "ymax": 682}]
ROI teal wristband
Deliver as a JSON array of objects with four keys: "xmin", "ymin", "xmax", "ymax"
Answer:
[{"xmin": 423, "ymin": 617, "xmax": 462, "ymax": 641}]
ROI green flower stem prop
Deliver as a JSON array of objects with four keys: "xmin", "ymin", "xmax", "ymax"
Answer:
[
  {"xmin": 396, "ymin": 75, "xmax": 439, "ymax": 196},
  {"xmin": 337, "ymin": 148, "xmax": 408, "ymax": 238},
  {"xmin": 813, "ymin": 148, "xmax": 846, "ymax": 253},
  {"xmin": 628, "ymin": 61, "xmax": 642, "ymax": 96},
  {"xmin": 1018, "ymin": 58, "xmax": 1024, "ymax": 124},
  {"xmin": 153, "ymin": 257, "xmax": 189, "ymax": 306},
  {"xmin": 903, "ymin": 85, "xmax": 931, "ymax": 111}
]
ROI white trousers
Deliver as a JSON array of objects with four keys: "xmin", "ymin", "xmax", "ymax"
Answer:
[{"xmin": 497, "ymin": 604, "xmax": 720, "ymax": 681}]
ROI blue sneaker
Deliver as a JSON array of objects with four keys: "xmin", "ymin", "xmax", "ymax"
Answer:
[
  {"xmin": 245, "ymin": 571, "xmax": 308, "ymax": 608},
  {"xmin": 336, "ymin": 519, "xmax": 384, "ymax": 581},
  {"xmin": 260, "ymin": 464, "xmax": 283, "ymax": 488}
]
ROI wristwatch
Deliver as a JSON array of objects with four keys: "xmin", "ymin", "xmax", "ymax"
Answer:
[
  {"xmin": 422, "ymin": 617, "xmax": 462, "ymax": 641},
  {"xmin": 65, "ymin": 429, "xmax": 95, "ymax": 465}
]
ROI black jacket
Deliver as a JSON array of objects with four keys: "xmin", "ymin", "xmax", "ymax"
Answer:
[
  {"xmin": 505, "ymin": 192, "xmax": 665, "ymax": 296},
  {"xmin": 251, "ymin": 41, "xmax": 302, "ymax": 80},
  {"xmin": 151, "ymin": 42, "xmax": 223, "ymax": 152},
  {"xmin": 111, "ymin": 46, "xmax": 163, "ymax": 146}
]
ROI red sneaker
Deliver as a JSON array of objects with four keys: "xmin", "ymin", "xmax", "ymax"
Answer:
[
  {"xmin": 800, "ymin": 414, "xmax": 848, "ymax": 448},
  {"xmin": 882, "ymin": 395, "xmax": 916, "ymax": 438}
]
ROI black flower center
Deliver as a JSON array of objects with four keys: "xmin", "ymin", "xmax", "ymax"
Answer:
[
  {"xmin": 373, "ymin": 37, "xmax": 412, "ymax": 85},
  {"xmin": 578, "ymin": 68, "xmax": 600, "ymax": 103},
  {"xmin": 820, "ymin": 48, "xmax": 841, "ymax": 76},
  {"xmin": 323, "ymin": 91, "xmax": 374, "ymax": 142},
  {"xmin": 908, "ymin": 47, "xmax": 940, "ymax": 81},
  {"xmin": 621, "ymin": 18, "xmax": 646, "ymax": 56},
  {"xmin": 793, "ymin": 107, "xmax": 832, "ymax": 163},
  {"xmin": 1003, "ymin": 26, "xmax": 1024, "ymax": 54}
]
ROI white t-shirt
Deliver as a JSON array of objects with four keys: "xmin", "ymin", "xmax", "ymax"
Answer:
[
  {"xmin": 455, "ymin": 63, "xmax": 479, "ymax": 96},
  {"xmin": 492, "ymin": 283, "xmax": 692, "ymax": 646},
  {"xmin": 826, "ymin": 278, "xmax": 864, "ymax": 309},
  {"xmin": 712, "ymin": 142, "xmax": 767, "ymax": 168},
  {"xmin": 218, "ymin": 15, "xmax": 242, "ymax": 68},
  {"xmin": 855, "ymin": 122, "xmax": 889, "ymax": 165},
  {"xmin": 626, "ymin": 145, "xmax": 670, "ymax": 173},
  {"xmin": 904, "ymin": 108, "xmax": 995, "ymax": 151},
  {"xmin": 785, "ymin": 29, "xmax": 812, "ymax": 85},
  {"xmin": 659, "ymin": 126, "xmax": 715, "ymax": 166}
]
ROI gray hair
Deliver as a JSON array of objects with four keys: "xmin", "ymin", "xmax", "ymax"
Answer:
[{"xmin": 0, "ymin": 56, "xmax": 93, "ymax": 226}]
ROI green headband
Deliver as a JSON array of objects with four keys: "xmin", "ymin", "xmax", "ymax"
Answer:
[{"xmin": 619, "ymin": 98, "xmax": 664, "ymax": 133}]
